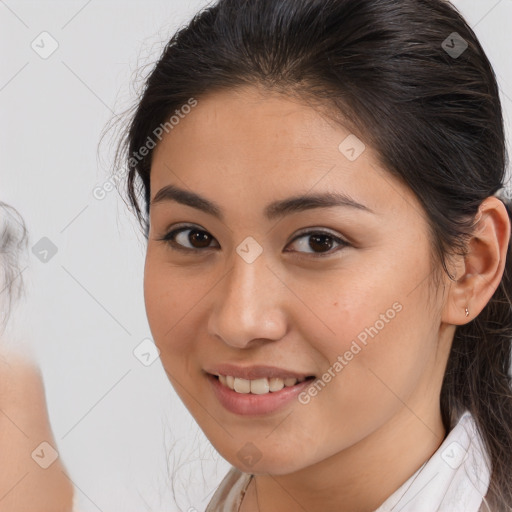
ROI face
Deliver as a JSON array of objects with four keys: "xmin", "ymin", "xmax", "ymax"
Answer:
[{"xmin": 144, "ymin": 85, "xmax": 451, "ymax": 475}]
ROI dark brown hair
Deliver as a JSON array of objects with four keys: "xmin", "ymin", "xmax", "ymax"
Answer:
[
  {"xmin": 0, "ymin": 202, "xmax": 28, "ymax": 331},
  {"xmin": 113, "ymin": 0, "xmax": 512, "ymax": 508}
]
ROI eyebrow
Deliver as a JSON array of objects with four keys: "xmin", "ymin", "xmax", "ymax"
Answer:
[{"xmin": 150, "ymin": 184, "xmax": 375, "ymax": 221}]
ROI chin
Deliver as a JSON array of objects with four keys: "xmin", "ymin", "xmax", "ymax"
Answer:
[{"xmin": 227, "ymin": 447, "xmax": 311, "ymax": 475}]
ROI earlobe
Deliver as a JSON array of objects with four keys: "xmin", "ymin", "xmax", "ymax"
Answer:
[{"xmin": 442, "ymin": 196, "xmax": 510, "ymax": 326}]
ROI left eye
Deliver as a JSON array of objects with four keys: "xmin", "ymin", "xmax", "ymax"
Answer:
[
  {"xmin": 286, "ymin": 230, "xmax": 348, "ymax": 256},
  {"xmin": 157, "ymin": 225, "xmax": 349, "ymax": 257}
]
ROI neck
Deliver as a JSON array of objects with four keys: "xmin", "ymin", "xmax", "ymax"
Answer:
[{"xmin": 245, "ymin": 403, "xmax": 447, "ymax": 512}]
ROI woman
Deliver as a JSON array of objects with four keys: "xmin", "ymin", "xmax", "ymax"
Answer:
[
  {"xmin": 115, "ymin": 0, "xmax": 512, "ymax": 510},
  {"xmin": 0, "ymin": 202, "xmax": 74, "ymax": 511}
]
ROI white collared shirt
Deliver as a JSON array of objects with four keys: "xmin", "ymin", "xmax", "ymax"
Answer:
[
  {"xmin": 205, "ymin": 410, "xmax": 492, "ymax": 512},
  {"xmin": 374, "ymin": 410, "xmax": 491, "ymax": 512}
]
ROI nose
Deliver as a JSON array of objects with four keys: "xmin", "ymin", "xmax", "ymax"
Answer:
[{"xmin": 208, "ymin": 250, "xmax": 288, "ymax": 349}]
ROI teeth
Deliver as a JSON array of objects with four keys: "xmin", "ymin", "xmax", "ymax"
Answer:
[
  {"xmin": 234, "ymin": 377, "xmax": 251, "ymax": 393},
  {"xmin": 269, "ymin": 377, "xmax": 285, "ymax": 392},
  {"xmin": 250, "ymin": 378, "xmax": 269, "ymax": 395},
  {"xmin": 217, "ymin": 375, "xmax": 308, "ymax": 394}
]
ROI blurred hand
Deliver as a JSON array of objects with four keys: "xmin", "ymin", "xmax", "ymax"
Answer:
[{"xmin": 0, "ymin": 351, "xmax": 74, "ymax": 512}]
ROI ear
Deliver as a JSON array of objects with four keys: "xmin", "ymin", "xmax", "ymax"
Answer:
[{"xmin": 442, "ymin": 196, "xmax": 510, "ymax": 325}]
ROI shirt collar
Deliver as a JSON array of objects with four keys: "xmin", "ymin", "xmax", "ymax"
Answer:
[{"xmin": 373, "ymin": 410, "xmax": 491, "ymax": 512}]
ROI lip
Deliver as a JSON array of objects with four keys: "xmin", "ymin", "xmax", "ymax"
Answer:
[
  {"xmin": 206, "ymin": 373, "xmax": 315, "ymax": 415},
  {"xmin": 203, "ymin": 363, "xmax": 314, "ymax": 381}
]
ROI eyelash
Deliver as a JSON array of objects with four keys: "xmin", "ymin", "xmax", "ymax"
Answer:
[{"xmin": 156, "ymin": 224, "xmax": 349, "ymax": 258}]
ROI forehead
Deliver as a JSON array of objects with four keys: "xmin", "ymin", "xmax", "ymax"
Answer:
[
  {"xmin": 156, "ymin": 88, "xmax": 342, "ymax": 154},
  {"xmin": 149, "ymin": 86, "xmax": 418, "ymax": 220}
]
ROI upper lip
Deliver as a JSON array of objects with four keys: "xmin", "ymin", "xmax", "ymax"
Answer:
[{"xmin": 204, "ymin": 363, "xmax": 315, "ymax": 381}]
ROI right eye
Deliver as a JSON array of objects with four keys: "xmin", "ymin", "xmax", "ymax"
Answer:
[{"xmin": 157, "ymin": 224, "xmax": 219, "ymax": 253}]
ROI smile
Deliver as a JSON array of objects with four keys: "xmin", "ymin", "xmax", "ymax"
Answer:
[
  {"xmin": 206, "ymin": 372, "xmax": 317, "ymax": 416},
  {"xmin": 215, "ymin": 374, "xmax": 313, "ymax": 394}
]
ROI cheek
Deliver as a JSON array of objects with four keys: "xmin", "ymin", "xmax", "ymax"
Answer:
[
  {"xmin": 143, "ymin": 260, "xmax": 170, "ymax": 339},
  {"xmin": 307, "ymin": 243, "xmax": 433, "ymax": 370},
  {"xmin": 305, "ymin": 258, "xmax": 436, "ymax": 433},
  {"xmin": 143, "ymin": 251, "xmax": 212, "ymax": 358},
  {"xmin": 304, "ymin": 261, "xmax": 409, "ymax": 353},
  {"xmin": 143, "ymin": 256, "xmax": 206, "ymax": 404},
  {"xmin": 143, "ymin": 253, "xmax": 187, "ymax": 346}
]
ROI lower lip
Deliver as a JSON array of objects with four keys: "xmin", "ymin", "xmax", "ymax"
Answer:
[{"xmin": 206, "ymin": 373, "xmax": 315, "ymax": 416}]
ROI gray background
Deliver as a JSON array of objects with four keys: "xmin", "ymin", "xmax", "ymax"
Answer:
[{"xmin": 1, "ymin": 1, "xmax": 511, "ymax": 511}]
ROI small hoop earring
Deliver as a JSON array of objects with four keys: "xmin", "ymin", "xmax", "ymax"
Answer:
[{"xmin": 465, "ymin": 306, "xmax": 469, "ymax": 317}]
